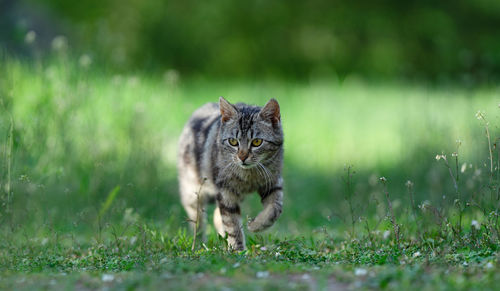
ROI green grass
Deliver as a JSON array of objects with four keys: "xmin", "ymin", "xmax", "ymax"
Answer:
[
  {"xmin": 1, "ymin": 227, "xmax": 499, "ymax": 290},
  {"xmin": 1, "ymin": 56, "xmax": 500, "ymax": 290}
]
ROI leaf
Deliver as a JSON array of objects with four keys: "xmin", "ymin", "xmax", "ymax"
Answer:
[{"xmin": 99, "ymin": 186, "xmax": 121, "ymax": 218}]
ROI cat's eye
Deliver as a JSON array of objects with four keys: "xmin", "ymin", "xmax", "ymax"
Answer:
[
  {"xmin": 228, "ymin": 138, "xmax": 239, "ymax": 146},
  {"xmin": 251, "ymin": 138, "xmax": 263, "ymax": 147}
]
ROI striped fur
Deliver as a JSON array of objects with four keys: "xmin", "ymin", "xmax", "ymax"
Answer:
[{"xmin": 177, "ymin": 97, "xmax": 284, "ymax": 250}]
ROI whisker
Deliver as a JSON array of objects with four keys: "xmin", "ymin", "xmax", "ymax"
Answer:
[
  {"xmin": 263, "ymin": 163, "xmax": 275, "ymax": 191},
  {"xmin": 255, "ymin": 163, "xmax": 266, "ymax": 191},
  {"xmin": 258, "ymin": 162, "xmax": 272, "ymax": 193}
]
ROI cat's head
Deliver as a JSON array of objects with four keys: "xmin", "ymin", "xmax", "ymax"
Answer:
[{"xmin": 219, "ymin": 97, "xmax": 283, "ymax": 169}]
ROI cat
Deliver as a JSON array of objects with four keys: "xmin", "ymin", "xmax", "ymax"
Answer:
[{"xmin": 177, "ymin": 97, "xmax": 284, "ymax": 250}]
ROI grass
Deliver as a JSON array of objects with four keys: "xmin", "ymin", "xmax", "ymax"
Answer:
[
  {"xmin": 1, "ymin": 227, "xmax": 499, "ymax": 290},
  {"xmin": 1, "ymin": 55, "xmax": 500, "ymax": 289}
]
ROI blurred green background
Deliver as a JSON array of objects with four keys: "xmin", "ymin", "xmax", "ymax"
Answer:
[
  {"xmin": 1, "ymin": 0, "xmax": 499, "ymax": 238},
  {"xmin": 3, "ymin": 0, "xmax": 500, "ymax": 82}
]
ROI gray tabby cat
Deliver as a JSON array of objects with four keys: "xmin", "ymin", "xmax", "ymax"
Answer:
[{"xmin": 177, "ymin": 97, "xmax": 284, "ymax": 250}]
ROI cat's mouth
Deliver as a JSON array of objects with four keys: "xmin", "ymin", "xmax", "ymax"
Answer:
[{"xmin": 238, "ymin": 162, "xmax": 256, "ymax": 169}]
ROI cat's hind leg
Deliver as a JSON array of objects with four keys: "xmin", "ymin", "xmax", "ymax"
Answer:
[
  {"xmin": 179, "ymin": 166, "xmax": 207, "ymax": 240},
  {"xmin": 213, "ymin": 205, "xmax": 224, "ymax": 236}
]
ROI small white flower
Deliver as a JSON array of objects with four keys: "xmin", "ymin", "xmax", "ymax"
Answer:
[
  {"xmin": 471, "ymin": 220, "xmax": 480, "ymax": 230},
  {"xmin": 130, "ymin": 236, "xmax": 137, "ymax": 245},
  {"xmin": 51, "ymin": 35, "xmax": 68, "ymax": 51},
  {"xmin": 79, "ymin": 54, "xmax": 92, "ymax": 68},
  {"xmin": 451, "ymin": 152, "xmax": 458, "ymax": 157},
  {"xmin": 354, "ymin": 268, "xmax": 368, "ymax": 276},
  {"xmin": 260, "ymin": 246, "xmax": 267, "ymax": 251},
  {"xmin": 436, "ymin": 154, "xmax": 446, "ymax": 161},
  {"xmin": 379, "ymin": 176, "xmax": 387, "ymax": 182},
  {"xmin": 256, "ymin": 271, "xmax": 269, "ymax": 278},
  {"xmin": 461, "ymin": 163, "xmax": 467, "ymax": 173},
  {"xmin": 405, "ymin": 180, "xmax": 413, "ymax": 187},
  {"xmin": 164, "ymin": 69, "xmax": 180, "ymax": 85},
  {"xmin": 486, "ymin": 262, "xmax": 494, "ymax": 269},
  {"xmin": 102, "ymin": 274, "xmax": 114, "ymax": 282},
  {"xmin": 25, "ymin": 30, "xmax": 36, "ymax": 44},
  {"xmin": 412, "ymin": 251, "xmax": 421, "ymax": 258},
  {"xmin": 476, "ymin": 110, "xmax": 483, "ymax": 120},
  {"xmin": 421, "ymin": 200, "xmax": 431, "ymax": 210},
  {"xmin": 383, "ymin": 230, "xmax": 391, "ymax": 239}
]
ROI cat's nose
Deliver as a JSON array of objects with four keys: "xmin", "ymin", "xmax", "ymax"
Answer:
[{"xmin": 238, "ymin": 151, "xmax": 249, "ymax": 162}]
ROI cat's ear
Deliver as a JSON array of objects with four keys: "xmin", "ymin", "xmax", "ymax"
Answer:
[
  {"xmin": 259, "ymin": 98, "xmax": 281, "ymax": 125},
  {"xmin": 219, "ymin": 96, "xmax": 238, "ymax": 122}
]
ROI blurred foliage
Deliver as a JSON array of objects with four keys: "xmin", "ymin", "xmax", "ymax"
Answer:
[
  {"xmin": 0, "ymin": 57, "xmax": 498, "ymax": 234},
  {"xmin": 1, "ymin": 0, "xmax": 500, "ymax": 82}
]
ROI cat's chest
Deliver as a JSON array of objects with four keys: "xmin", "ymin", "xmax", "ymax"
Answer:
[{"xmin": 225, "ymin": 169, "xmax": 270, "ymax": 194}]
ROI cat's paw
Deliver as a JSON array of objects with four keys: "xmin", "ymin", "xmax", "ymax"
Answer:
[{"xmin": 247, "ymin": 218, "xmax": 264, "ymax": 232}]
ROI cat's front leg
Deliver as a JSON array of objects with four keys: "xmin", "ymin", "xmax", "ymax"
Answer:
[
  {"xmin": 248, "ymin": 181, "xmax": 283, "ymax": 232},
  {"xmin": 216, "ymin": 192, "xmax": 245, "ymax": 250}
]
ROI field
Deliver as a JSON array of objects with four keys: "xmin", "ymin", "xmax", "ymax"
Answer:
[{"xmin": 1, "ymin": 57, "xmax": 500, "ymax": 290}]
